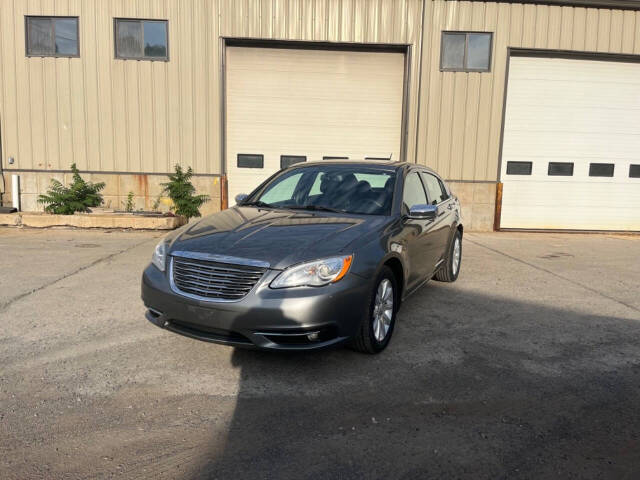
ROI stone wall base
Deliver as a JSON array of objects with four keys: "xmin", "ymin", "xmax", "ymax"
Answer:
[
  {"xmin": 0, "ymin": 172, "xmax": 498, "ymax": 232},
  {"xmin": 447, "ymin": 181, "xmax": 497, "ymax": 232},
  {"xmin": 0, "ymin": 171, "xmax": 222, "ymax": 217}
]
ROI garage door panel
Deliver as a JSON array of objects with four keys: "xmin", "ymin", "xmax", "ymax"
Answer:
[
  {"xmin": 503, "ymin": 132, "xmax": 640, "ymax": 159},
  {"xmin": 226, "ymin": 46, "xmax": 404, "ymax": 202},
  {"xmin": 501, "ymin": 181, "xmax": 640, "ymax": 230},
  {"xmin": 500, "ymin": 56, "xmax": 640, "ymax": 231}
]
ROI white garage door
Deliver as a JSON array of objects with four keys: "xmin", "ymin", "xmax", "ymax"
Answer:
[
  {"xmin": 500, "ymin": 56, "xmax": 640, "ymax": 231},
  {"xmin": 226, "ymin": 46, "xmax": 405, "ymax": 203}
]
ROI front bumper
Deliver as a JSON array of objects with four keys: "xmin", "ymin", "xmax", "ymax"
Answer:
[{"xmin": 141, "ymin": 263, "xmax": 371, "ymax": 351}]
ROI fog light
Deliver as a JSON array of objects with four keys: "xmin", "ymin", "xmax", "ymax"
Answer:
[{"xmin": 306, "ymin": 331, "xmax": 320, "ymax": 342}]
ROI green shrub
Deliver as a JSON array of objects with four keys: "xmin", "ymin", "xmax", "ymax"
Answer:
[
  {"xmin": 161, "ymin": 165, "xmax": 209, "ymax": 219},
  {"xmin": 38, "ymin": 163, "xmax": 105, "ymax": 215},
  {"xmin": 124, "ymin": 191, "xmax": 135, "ymax": 212}
]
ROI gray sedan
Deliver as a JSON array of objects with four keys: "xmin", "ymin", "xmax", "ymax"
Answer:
[{"xmin": 142, "ymin": 161, "xmax": 463, "ymax": 353}]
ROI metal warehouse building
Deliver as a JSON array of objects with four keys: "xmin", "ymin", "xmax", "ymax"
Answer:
[{"xmin": 1, "ymin": 0, "xmax": 639, "ymax": 231}]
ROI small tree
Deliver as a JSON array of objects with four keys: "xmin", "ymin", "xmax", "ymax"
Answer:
[
  {"xmin": 38, "ymin": 163, "xmax": 105, "ymax": 215},
  {"xmin": 161, "ymin": 165, "xmax": 209, "ymax": 219}
]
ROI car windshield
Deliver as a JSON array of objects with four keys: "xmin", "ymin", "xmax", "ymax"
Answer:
[{"xmin": 244, "ymin": 166, "xmax": 396, "ymax": 215}]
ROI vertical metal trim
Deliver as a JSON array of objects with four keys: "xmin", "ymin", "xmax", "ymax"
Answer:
[
  {"xmin": 496, "ymin": 47, "xmax": 512, "ymax": 182},
  {"xmin": 220, "ymin": 37, "xmax": 227, "ymax": 176},
  {"xmin": 400, "ymin": 45, "xmax": 411, "ymax": 162},
  {"xmin": 413, "ymin": 0, "xmax": 427, "ymax": 164}
]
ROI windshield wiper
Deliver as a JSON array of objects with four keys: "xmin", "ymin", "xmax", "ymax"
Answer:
[
  {"xmin": 286, "ymin": 205, "xmax": 345, "ymax": 214},
  {"xmin": 241, "ymin": 200, "xmax": 277, "ymax": 209}
]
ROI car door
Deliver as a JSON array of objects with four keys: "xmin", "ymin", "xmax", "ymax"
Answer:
[
  {"xmin": 419, "ymin": 171, "xmax": 456, "ymax": 273},
  {"xmin": 400, "ymin": 170, "xmax": 440, "ymax": 290}
]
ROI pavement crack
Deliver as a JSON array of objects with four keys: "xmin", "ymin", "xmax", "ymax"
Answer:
[
  {"xmin": 0, "ymin": 236, "xmax": 158, "ymax": 313},
  {"xmin": 465, "ymin": 235, "xmax": 640, "ymax": 314}
]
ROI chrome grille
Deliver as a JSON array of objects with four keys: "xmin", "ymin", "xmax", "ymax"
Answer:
[{"xmin": 171, "ymin": 254, "xmax": 267, "ymax": 301}]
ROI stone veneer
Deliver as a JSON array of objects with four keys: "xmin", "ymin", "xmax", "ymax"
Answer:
[
  {"xmin": 447, "ymin": 181, "xmax": 497, "ymax": 232},
  {"xmin": 1, "ymin": 171, "xmax": 222, "ymax": 217}
]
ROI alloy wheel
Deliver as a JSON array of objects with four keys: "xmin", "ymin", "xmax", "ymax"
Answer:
[
  {"xmin": 452, "ymin": 237, "xmax": 461, "ymax": 275},
  {"xmin": 372, "ymin": 279, "xmax": 394, "ymax": 342}
]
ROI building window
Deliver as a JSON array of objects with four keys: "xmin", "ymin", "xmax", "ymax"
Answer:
[
  {"xmin": 280, "ymin": 155, "xmax": 306, "ymax": 169},
  {"xmin": 506, "ymin": 161, "xmax": 532, "ymax": 175},
  {"xmin": 323, "ymin": 156, "xmax": 349, "ymax": 160},
  {"xmin": 115, "ymin": 19, "xmax": 168, "ymax": 60},
  {"xmin": 26, "ymin": 16, "xmax": 79, "ymax": 57},
  {"xmin": 589, "ymin": 163, "xmax": 614, "ymax": 177},
  {"xmin": 630, "ymin": 165, "xmax": 640, "ymax": 178},
  {"xmin": 548, "ymin": 162, "xmax": 574, "ymax": 176},
  {"xmin": 441, "ymin": 32, "xmax": 492, "ymax": 72},
  {"xmin": 237, "ymin": 154, "xmax": 263, "ymax": 168}
]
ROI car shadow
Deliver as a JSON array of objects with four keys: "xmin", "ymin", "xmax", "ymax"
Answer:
[{"xmin": 186, "ymin": 283, "xmax": 640, "ymax": 479}]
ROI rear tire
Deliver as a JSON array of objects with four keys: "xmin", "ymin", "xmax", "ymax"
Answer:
[
  {"xmin": 351, "ymin": 266, "xmax": 398, "ymax": 354},
  {"xmin": 434, "ymin": 230, "xmax": 462, "ymax": 283}
]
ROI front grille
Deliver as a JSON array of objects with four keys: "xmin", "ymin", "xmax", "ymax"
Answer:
[{"xmin": 171, "ymin": 255, "xmax": 267, "ymax": 301}]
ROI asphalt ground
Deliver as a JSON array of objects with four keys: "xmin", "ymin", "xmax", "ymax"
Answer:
[{"xmin": 1, "ymin": 227, "xmax": 639, "ymax": 479}]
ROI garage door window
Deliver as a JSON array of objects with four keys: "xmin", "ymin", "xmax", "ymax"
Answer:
[
  {"xmin": 548, "ymin": 162, "xmax": 574, "ymax": 176},
  {"xmin": 506, "ymin": 161, "xmax": 532, "ymax": 175},
  {"xmin": 630, "ymin": 165, "xmax": 640, "ymax": 178},
  {"xmin": 589, "ymin": 163, "xmax": 614, "ymax": 177},
  {"xmin": 441, "ymin": 32, "xmax": 492, "ymax": 72},
  {"xmin": 237, "ymin": 154, "xmax": 264, "ymax": 168},
  {"xmin": 280, "ymin": 155, "xmax": 306, "ymax": 169}
]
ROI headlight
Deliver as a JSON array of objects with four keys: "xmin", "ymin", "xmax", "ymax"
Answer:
[
  {"xmin": 151, "ymin": 239, "xmax": 168, "ymax": 271},
  {"xmin": 270, "ymin": 255, "xmax": 353, "ymax": 288}
]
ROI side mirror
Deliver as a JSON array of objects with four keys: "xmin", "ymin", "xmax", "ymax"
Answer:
[
  {"xmin": 235, "ymin": 193, "xmax": 248, "ymax": 204},
  {"xmin": 408, "ymin": 204, "xmax": 438, "ymax": 220}
]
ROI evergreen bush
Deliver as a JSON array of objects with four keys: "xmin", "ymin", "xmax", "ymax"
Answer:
[
  {"xmin": 161, "ymin": 165, "xmax": 209, "ymax": 219},
  {"xmin": 38, "ymin": 163, "xmax": 105, "ymax": 215}
]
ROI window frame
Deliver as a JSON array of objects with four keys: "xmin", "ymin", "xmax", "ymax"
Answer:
[
  {"xmin": 506, "ymin": 161, "xmax": 533, "ymax": 176},
  {"xmin": 548, "ymin": 162, "xmax": 574, "ymax": 177},
  {"xmin": 588, "ymin": 163, "xmax": 615, "ymax": 178},
  {"xmin": 25, "ymin": 16, "xmax": 80, "ymax": 58},
  {"xmin": 280, "ymin": 155, "xmax": 306, "ymax": 169},
  {"xmin": 237, "ymin": 153, "xmax": 264, "ymax": 169},
  {"xmin": 440, "ymin": 31, "xmax": 493, "ymax": 73},
  {"xmin": 114, "ymin": 18, "xmax": 169, "ymax": 62}
]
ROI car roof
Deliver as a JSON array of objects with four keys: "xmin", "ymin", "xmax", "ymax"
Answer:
[{"xmin": 286, "ymin": 160, "xmax": 439, "ymax": 175}]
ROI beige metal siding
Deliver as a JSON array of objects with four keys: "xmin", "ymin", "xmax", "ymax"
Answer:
[
  {"xmin": 0, "ymin": 0, "xmax": 423, "ymax": 175},
  {"xmin": 2, "ymin": 1, "xmax": 640, "ymax": 182},
  {"xmin": 415, "ymin": 1, "xmax": 640, "ymax": 182}
]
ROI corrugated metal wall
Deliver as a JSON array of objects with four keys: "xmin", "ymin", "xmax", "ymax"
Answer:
[
  {"xmin": 0, "ymin": 0, "xmax": 222, "ymax": 174},
  {"xmin": 2, "ymin": 1, "xmax": 640, "ymax": 181},
  {"xmin": 416, "ymin": 1, "xmax": 640, "ymax": 181},
  {"xmin": 0, "ymin": 0, "xmax": 423, "ymax": 175}
]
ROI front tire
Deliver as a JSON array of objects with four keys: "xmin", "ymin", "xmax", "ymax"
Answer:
[
  {"xmin": 351, "ymin": 266, "xmax": 398, "ymax": 354},
  {"xmin": 434, "ymin": 230, "xmax": 462, "ymax": 283}
]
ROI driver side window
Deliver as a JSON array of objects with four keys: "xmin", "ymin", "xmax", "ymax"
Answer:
[{"xmin": 402, "ymin": 172, "xmax": 428, "ymax": 212}]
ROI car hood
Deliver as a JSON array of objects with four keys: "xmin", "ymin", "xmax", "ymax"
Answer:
[{"xmin": 168, "ymin": 206, "xmax": 387, "ymax": 270}]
